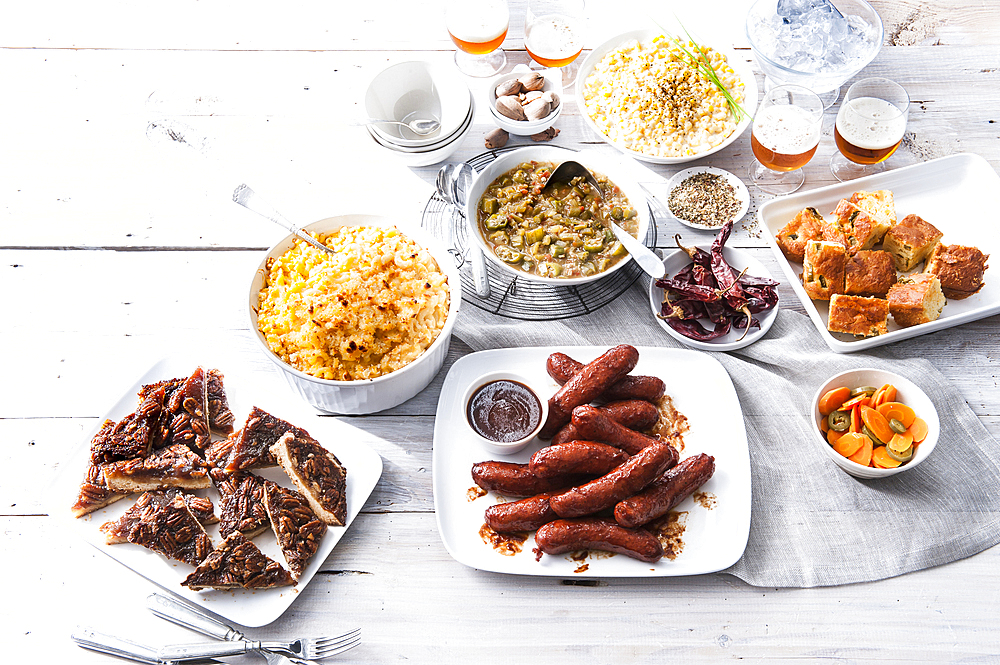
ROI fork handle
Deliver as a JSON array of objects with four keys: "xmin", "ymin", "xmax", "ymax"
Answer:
[
  {"xmin": 158, "ymin": 640, "xmax": 262, "ymax": 660},
  {"xmin": 146, "ymin": 593, "xmax": 245, "ymax": 642},
  {"xmin": 72, "ymin": 627, "xmax": 163, "ymax": 665}
]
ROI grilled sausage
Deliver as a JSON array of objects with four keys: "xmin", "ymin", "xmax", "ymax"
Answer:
[
  {"xmin": 539, "ymin": 345, "xmax": 639, "ymax": 439},
  {"xmin": 529, "ymin": 441, "xmax": 630, "ymax": 478},
  {"xmin": 551, "ymin": 399, "xmax": 660, "ymax": 445},
  {"xmin": 471, "ymin": 461, "xmax": 589, "ymax": 498},
  {"xmin": 548, "ymin": 441, "xmax": 678, "ymax": 518},
  {"xmin": 546, "ymin": 352, "xmax": 666, "ymax": 403},
  {"xmin": 484, "ymin": 493, "xmax": 559, "ymax": 533},
  {"xmin": 570, "ymin": 404, "xmax": 663, "ymax": 455},
  {"xmin": 534, "ymin": 518, "xmax": 663, "ymax": 563},
  {"xmin": 614, "ymin": 453, "xmax": 716, "ymax": 528}
]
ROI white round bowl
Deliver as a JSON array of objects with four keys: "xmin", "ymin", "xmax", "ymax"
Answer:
[
  {"xmin": 366, "ymin": 101, "xmax": 474, "ymax": 167},
  {"xmin": 249, "ymin": 215, "xmax": 462, "ymax": 414},
  {"xmin": 574, "ymin": 29, "xmax": 757, "ymax": 165},
  {"xmin": 462, "ymin": 370, "xmax": 549, "ymax": 455},
  {"xmin": 486, "ymin": 69, "xmax": 562, "ymax": 136},
  {"xmin": 746, "ymin": 0, "xmax": 883, "ymax": 95},
  {"xmin": 364, "ymin": 60, "xmax": 471, "ymax": 147},
  {"xmin": 464, "ymin": 145, "xmax": 651, "ymax": 286},
  {"xmin": 812, "ymin": 368, "xmax": 939, "ymax": 479},
  {"xmin": 367, "ymin": 93, "xmax": 474, "ymax": 152}
]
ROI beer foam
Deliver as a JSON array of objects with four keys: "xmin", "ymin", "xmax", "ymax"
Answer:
[
  {"xmin": 752, "ymin": 105, "xmax": 821, "ymax": 154},
  {"xmin": 836, "ymin": 97, "xmax": 907, "ymax": 150},
  {"xmin": 446, "ymin": 0, "xmax": 509, "ymax": 43}
]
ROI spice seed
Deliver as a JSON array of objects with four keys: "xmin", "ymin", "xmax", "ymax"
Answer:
[{"xmin": 667, "ymin": 172, "xmax": 740, "ymax": 227}]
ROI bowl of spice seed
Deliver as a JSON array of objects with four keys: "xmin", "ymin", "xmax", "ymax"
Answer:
[{"xmin": 665, "ymin": 167, "xmax": 750, "ymax": 230}]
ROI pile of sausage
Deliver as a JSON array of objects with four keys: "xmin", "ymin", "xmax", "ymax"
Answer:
[{"xmin": 471, "ymin": 345, "xmax": 715, "ymax": 564}]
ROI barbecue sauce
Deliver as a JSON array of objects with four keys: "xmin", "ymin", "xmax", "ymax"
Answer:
[{"xmin": 467, "ymin": 380, "xmax": 542, "ymax": 443}]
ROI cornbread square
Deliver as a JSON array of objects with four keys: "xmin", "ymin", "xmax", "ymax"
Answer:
[
  {"xmin": 849, "ymin": 189, "xmax": 897, "ymax": 227},
  {"xmin": 887, "ymin": 273, "xmax": 946, "ymax": 327},
  {"xmin": 883, "ymin": 214, "xmax": 944, "ymax": 271},
  {"xmin": 845, "ymin": 250, "xmax": 897, "ymax": 297},
  {"xmin": 775, "ymin": 207, "xmax": 825, "ymax": 263},
  {"xmin": 832, "ymin": 199, "xmax": 890, "ymax": 255},
  {"xmin": 802, "ymin": 240, "xmax": 846, "ymax": 301},
  {"xmin": 925, "ymin": 243, "xmax": 989, "ymax": 300},
  {"xmin": 828, "ymin": 294, "xmax": 889, "ymax": 337}
]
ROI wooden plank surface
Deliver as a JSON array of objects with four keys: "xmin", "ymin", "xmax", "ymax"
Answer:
[{"xmin": 3, "ymin": 0, "xmax": 1000, "ymax": 662}]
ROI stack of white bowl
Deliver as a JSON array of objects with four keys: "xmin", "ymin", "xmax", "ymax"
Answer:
[{"xmin": 364, "ymin": 61, "xmax": 475, "ymax": 167}]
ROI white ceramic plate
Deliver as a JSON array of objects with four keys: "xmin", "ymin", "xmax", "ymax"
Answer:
[
  {"xmin": 758, "ymin": 153, "xmax": 1000, "ymax": 353},
  {"xmin": 649, "ymin": 246, "xmax": 779, "ymax": 351},
  {"xmin": 575, "ymin": 29, "xmax": 757, "ymax": 165},
  {"xmin": 663, "ymin": 167, "xmax": 751, "ymax": 230},
  {"xmin": 50, "ymin": 356, "xmax": 383, "ymax": 626},
  {"xmin": 432, "ymin": 346, "xmax": 751, "ymax": 577}
]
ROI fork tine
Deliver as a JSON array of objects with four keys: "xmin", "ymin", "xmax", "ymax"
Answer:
[{"xmin": 306, "ymin": 630, "xmax": 362, "ymax": 659}]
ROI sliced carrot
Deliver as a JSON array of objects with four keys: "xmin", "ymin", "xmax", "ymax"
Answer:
[
  {"xmin": 860, "ymin": 405, "xmax": 895, "ymax": 445},
  {"xmin": 877, "ymin": 402, "xmax": 916, "ymax": 429},
  {"xmin": 840, "ymin": 393, "xmax": 872, "ymax": 410},
  {"xmin": 850, "ymin": 405, "xmax": 863, "ymax": 433},
  {"xmin": 888, "ymin": 430, "xmax": 914, "ymax": 454},
  {"xmin": 819, "ymin": 386, "xmax": 852, "ymax": 415},
  {"xmin": 881, "ymin": 384, "xmax": 897, "ymax": 404},
  {"xmin": 833, "ymin": 431, "xmax": 865, "ymax": 457},
  {"xmin": 908, "ymin": 417, "xmax": 929, "ymax": 443},
  {"xmin": 827, "ymin": 429, "xmax": 846, "ymax": 445},
  {"xmin": 870, "ymin": 387, "xmax": 886, "ymax": 409},
  {"xmin": 820, "ymin": 416, "xmax": 830, "ymax": 433},
  {"xmin": 846, "ymin": 434, "xmax": 874, "ymax": 466},
  {"xmin": 872, "ymin": 445, "xmax": 902, "ymax": 469}
]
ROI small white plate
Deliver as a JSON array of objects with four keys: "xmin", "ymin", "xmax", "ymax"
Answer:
[
  {"xmin": 663, "ymin": 167, "xmax": 751, "ymax": 230},
  {"xmin": 649, "ymin": 246, "xmax": 780, "ymax": 351},
  {"xmin": 433, "ymin": 346, "xmax": 751, "ymax": 577},
  {"xmin": 50, "ymin": 356, "xmax": 383, "ymax": 626}
]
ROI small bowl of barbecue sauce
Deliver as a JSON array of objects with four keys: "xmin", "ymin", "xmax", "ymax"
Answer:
[{"xmin": 464, "ymin": 371, "xmax": 548, "ymax": 454}]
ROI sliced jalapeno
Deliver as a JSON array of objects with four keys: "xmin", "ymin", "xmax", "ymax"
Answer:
[
  {"xmin": 889, "ymin": 418, "xmax": 906, "ymax": 434},
  {"xmin": 828, "ymin": 411, "xmax": 851, "ymax": 432}
]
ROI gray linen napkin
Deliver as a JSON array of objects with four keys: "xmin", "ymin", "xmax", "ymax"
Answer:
[{"xmin": 452, "ymin": 281, "xmax": 1000, "ymax": 587}]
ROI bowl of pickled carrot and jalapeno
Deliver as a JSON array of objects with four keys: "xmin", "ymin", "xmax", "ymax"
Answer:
[
  {"xmin": 468, "ymin": 146, "xmax": 650, "ymax": 284},
  {"xmin": 813, "ymin": 368, "xmax": 939, "ymax": 479}
]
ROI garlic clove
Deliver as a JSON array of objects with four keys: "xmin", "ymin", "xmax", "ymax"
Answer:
[
  {"xmin": 523, "ymin": 98, "xmax": 551, "ymax": 121},
  {"xmin": 518, "ymin": 72, "xmax": 545, "ymax": 92},
  {"xmin": 495, "ymin": 79, "xmax": 523, "ymax": 98},
  {"xmin": 540, "ymin": 90, "xmax": 560, "ymax": 109},
  {"xmin": 495, "ymin": 95, "xmax": 527, "ymax": 121}
]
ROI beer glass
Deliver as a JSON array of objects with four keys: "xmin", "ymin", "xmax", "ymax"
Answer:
[
  {"xmin": 748, "ymin": 84, "xmax": 824, "ymax": 195},
  {"xmin": 831, "ymin": 77, "xmax": 909, "ymax": 181},
  {"xmin": 524, "ymin": 0, "xmax": 585, "ymax": 87},
  {"xmin": 446, "ymin": 0, "xmax": 509, "ymax": 78}
]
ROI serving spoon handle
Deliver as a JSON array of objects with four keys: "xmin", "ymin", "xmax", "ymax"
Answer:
[{"xmin": 232, "ymin": 184, "xmax": 335, "ymax": 255}]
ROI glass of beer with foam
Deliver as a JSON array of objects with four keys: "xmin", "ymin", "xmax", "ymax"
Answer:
[
  {"xmin": 748, "ymin": 84, "xmax": 824, "ymax": 195},
  {"xmin": 524, "ymin": 0, "xmax": 585, "ymax": 87},
  {"xmin": 831, "ymin": 77, "xmax": 909, "ymax": 180},
  {"xmin": 446, "ymin": 0, "xmax": 509, "ymax": 78}
]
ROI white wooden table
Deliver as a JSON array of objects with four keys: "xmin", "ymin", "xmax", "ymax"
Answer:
[{"xmin": 3, "ymin": 1, "xmax": 999, "ymax": 661}]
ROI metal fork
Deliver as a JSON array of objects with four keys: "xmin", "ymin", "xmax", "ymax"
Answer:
[{"xmin": 147, "ymin": 593, "xmax": 360, "ymax": 661}]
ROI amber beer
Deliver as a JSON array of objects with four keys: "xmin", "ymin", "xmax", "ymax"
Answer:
[
  {"xmin": 525, "ymin": 15, "xmax": 582, "ymax": 67},
  {"xmin": 750, "ymin": 104, "xmax": 822, "ymax": 172},
  {"xmin": 447, "ymin": 0, "xmax": 509, "ymax": 55},
  {"xmin": 834, "ymin": 97, "xmax": 907, "ymax": 165}
]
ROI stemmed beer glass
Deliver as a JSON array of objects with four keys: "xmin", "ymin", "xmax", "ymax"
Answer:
[
  {"xmin": 445, "ymin": 0, "xmax": 510, "ymax": 78},
  {"xmin": 524, "ymin": 0, "xmax": 585, "ymax": 87},
  {"xmin": 831, "ymin": 77, "xmax": 909, "ymax": 180},
  {"xmin": 748, "ymin": 84, "xmax": 824, "ymax": 195}
]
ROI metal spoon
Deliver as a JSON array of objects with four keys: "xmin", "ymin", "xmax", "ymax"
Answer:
[
  {"xmin": 543, "ymin": 161, "xmax": 665, "ymax": 279},
  {"xmin": 436, "ymin": 163, "xmax": 490, "ymax": 298},
  {"xmin": 232, "ymin": 184, "xmax": 335, "ymax": 255},
  {"xmin": 360, "ymin": 117, "xmax": 441, "ymax": 135}
]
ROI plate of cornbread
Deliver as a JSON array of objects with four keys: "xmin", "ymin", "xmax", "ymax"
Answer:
[{"xmin": 759, "ymin": 153, "xmax": 995, "ymax": 353}]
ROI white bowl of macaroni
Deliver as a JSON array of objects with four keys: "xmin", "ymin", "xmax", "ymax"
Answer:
[
  {"xmin": 249, "ymin": 214, "xmax": 461, "ymax": 414},
  {"xmin": 575, "ymin": 29, "xmax": 757, "ymax": 165}
]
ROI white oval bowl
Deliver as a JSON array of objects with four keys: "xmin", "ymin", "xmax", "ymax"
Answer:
[
  {"xmin": 249, "ymin": 215, "xmax": 462, "ymax": 414},
  {"xmin": 464, "ymin": 145, "xmax": 650, "ymax": 286},
  {"xmin": 365, "ymin": 60, "xmax": 471, "ymax": 147},
  {"xmin": 461, "ymin": 370, "xmax": 549, "ymax": 455},
  {"xmin": 812, "ymin": 368, "xmax": 939, "ymax": 479},
  {"xmin": 486, "ymin": 69, "xmax": 562, "ymax": 136},
  {"xmin": 574, "ymin": 29, "xmax": 757, "ymax": 165}
]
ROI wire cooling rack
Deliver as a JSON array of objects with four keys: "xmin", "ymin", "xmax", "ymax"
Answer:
[{"xmin": 421, "ymin": 147, "xmax": 659, "ymax": 321}]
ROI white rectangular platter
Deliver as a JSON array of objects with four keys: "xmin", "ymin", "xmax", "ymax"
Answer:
[
  {"xmin": 51, "ymin": 356, "xmax": 383, "ymax": 627},
  {"xmin": 433, "ymin": 346, "xmax": 751, "ymax": 577},
  {"xmin": 759, "ymin": 153, "xmax": 999, "ymax": 353}
]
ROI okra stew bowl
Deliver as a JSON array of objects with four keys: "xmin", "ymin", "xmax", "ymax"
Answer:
[{"xmin": 465, "ymin": 146, "xmax": 650, "ymax": 285}]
